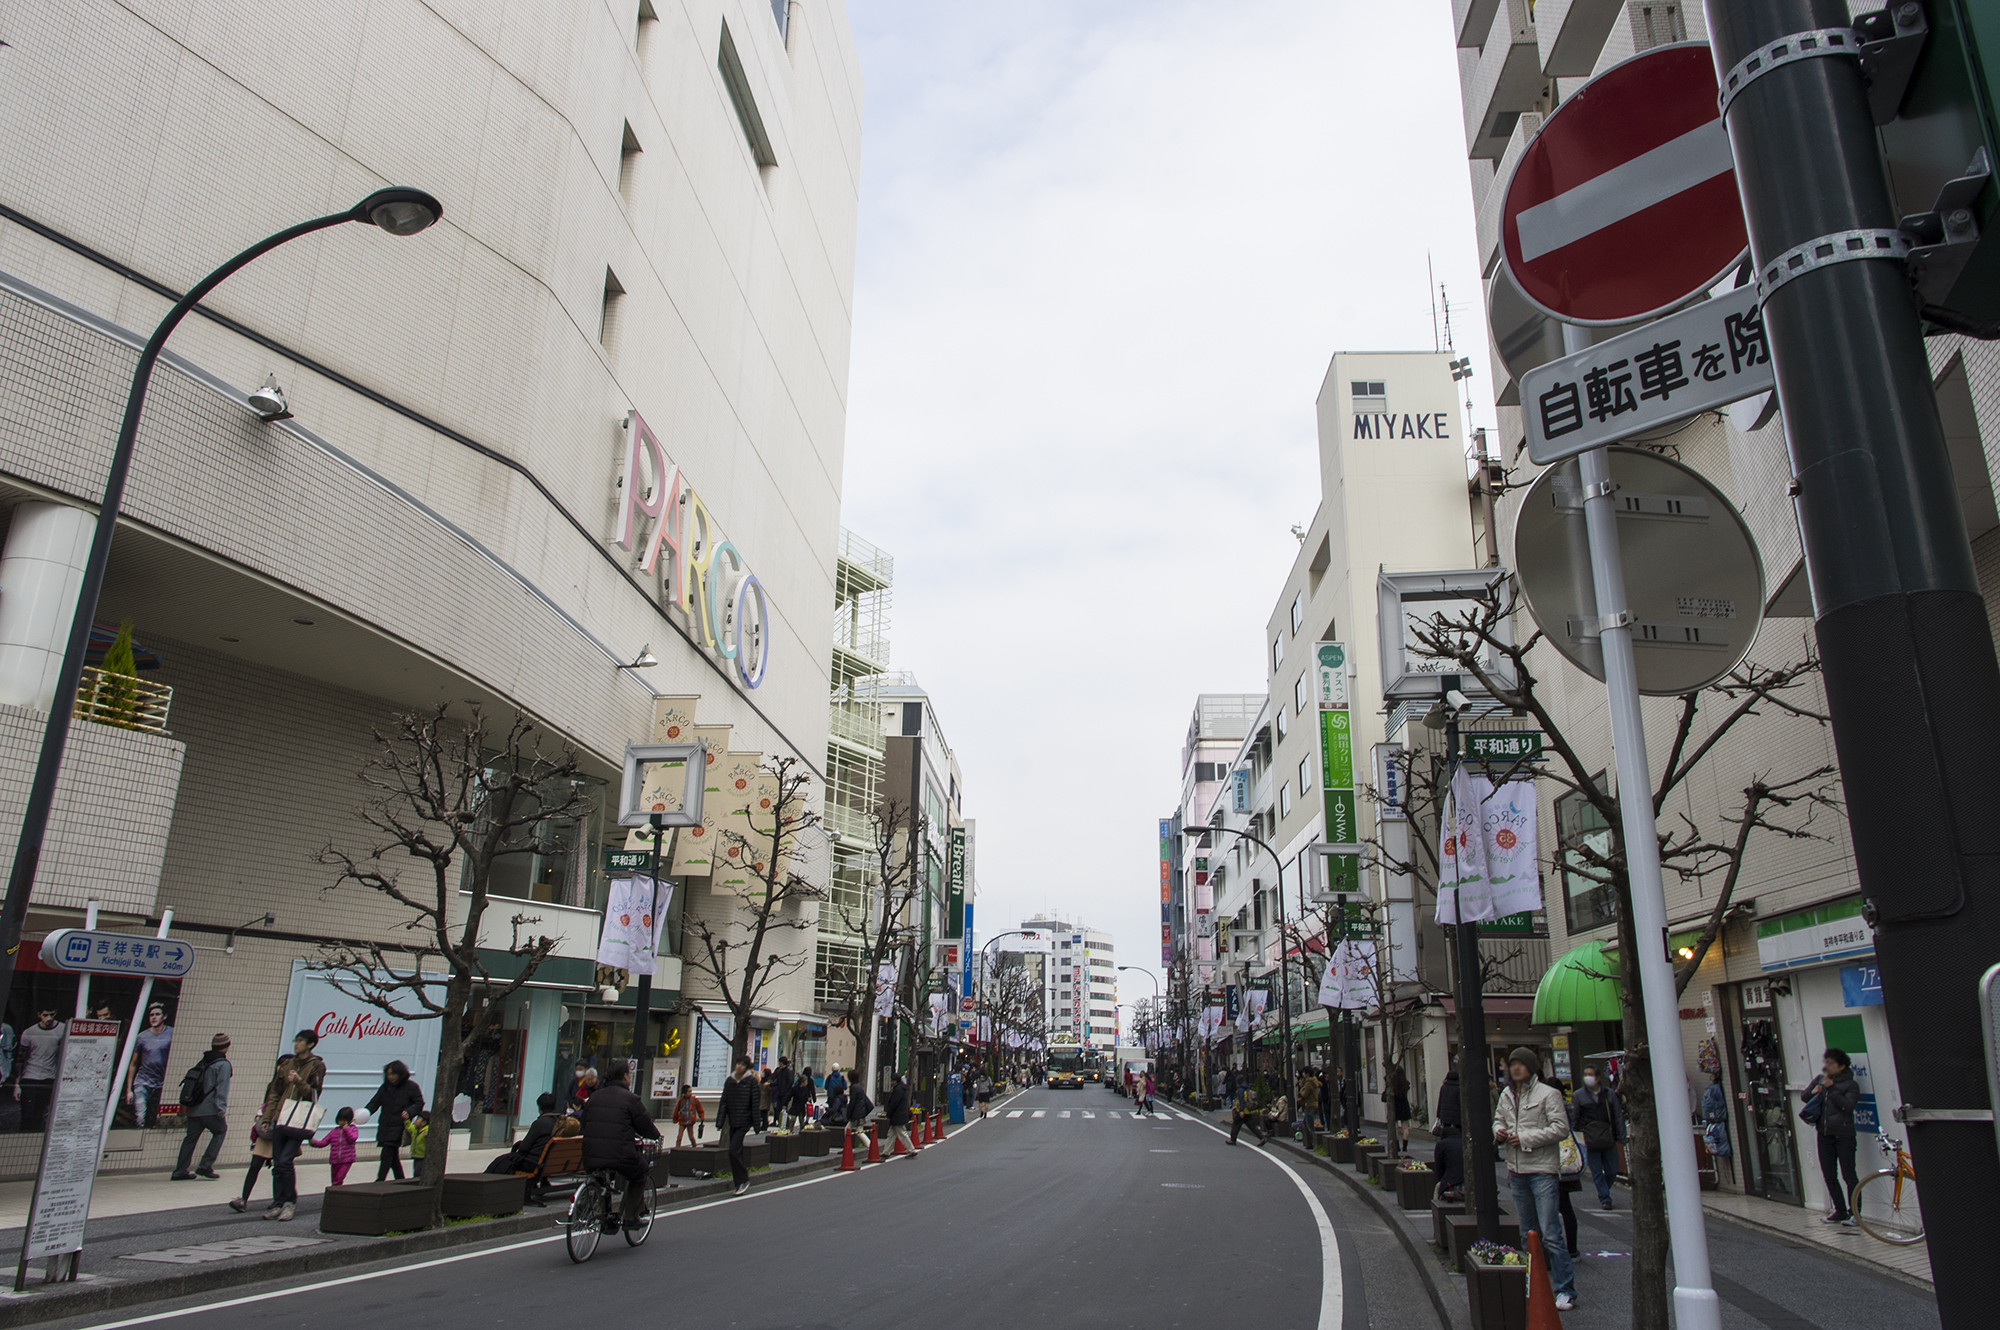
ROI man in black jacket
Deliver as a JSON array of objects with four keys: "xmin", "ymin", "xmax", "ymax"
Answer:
[
  {"xmin": 488, "ymin": 1093, "xmax": 563, "ymax": 1204},
  {"xmin": 883, "ymin": 1073, "xmax": 914, "ymax": 1154},
  {"xmin": 770, "ymin": 1058, "xmax": 795, "ymax": 1130},
  {"xmin": 1806, "ymin": 1048, "xmax": 1864, "ymax": 1224},
  {"xmin": 717, "ymin": 1056, "xmax": 759, "ymax": 1196},
  {"xmin": 578, "ymin": 1065, "xmax": 661, "ymax": 1228}
]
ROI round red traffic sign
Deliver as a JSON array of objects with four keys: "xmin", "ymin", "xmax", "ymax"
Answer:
[{"xmin": 1501, "ymin": 42, "xmax": 1746, "ymax": 325}]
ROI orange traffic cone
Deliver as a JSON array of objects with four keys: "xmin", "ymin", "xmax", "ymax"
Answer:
[
  {"xmin": 866, "ymin": 1123, "xmax": 882, "ymax": 1163},
  {"xmin": 838, "ymin": 1127, "xmax": 857, "ymax": 1171},
  {"xmin": 933, "ymin": 1111, "xmax": 944, "ymax": 1140},
  {"xmin": 1524, "ymin": 1230, "xmax": 1562, "ymax": 1328},
  {"xmin": 913, "ymin": 1116, "xmax": 926, "ymax": 1149},
  {"xmin": 891, "ymin": 1122, "xmax": 907, "ymax": 1155}
]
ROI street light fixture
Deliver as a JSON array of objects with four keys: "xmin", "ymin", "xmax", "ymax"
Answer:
[
  {"xmin": 0, "ymin": 187, "xmax": 446, "ymax": 1011},
  {"xmin": 1181, "ymin": 824, "xmax": 1299, "ymax": 1101}
]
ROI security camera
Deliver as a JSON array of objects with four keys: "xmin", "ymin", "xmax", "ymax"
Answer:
[
  {"xmin": 247, "ymin": 373, "xmax": 291, "ymax": 422},
  {"xmin": 1445, "ymin": 688, "xmax": 1471, "ymax": 711}
]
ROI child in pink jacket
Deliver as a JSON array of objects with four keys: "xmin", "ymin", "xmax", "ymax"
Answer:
[{"xmin": 311, "ymin": 1106, "xmax": 360, "ymax": 1186}]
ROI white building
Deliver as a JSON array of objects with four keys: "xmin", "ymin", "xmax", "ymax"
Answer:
[
  {"xmin": 1022, "ymin": 917, "xmax": 1117, "ymax": 1053},
  {"xmin": 0, "ymin": 0, "xmax": 863, "ymax": 1173}
]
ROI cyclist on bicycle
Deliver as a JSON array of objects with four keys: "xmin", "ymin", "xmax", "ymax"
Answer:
[{"xmin": 577, "ymin": 1062, "xmax": 662, "ymax": 1230}]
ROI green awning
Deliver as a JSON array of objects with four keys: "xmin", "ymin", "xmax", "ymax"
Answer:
[
  {"xmin": 1532, "ymin": 940, "xmax": 1623, "ymax": 1024},
  {"xmin": 1256, "ymin": 1011, "xmax": 1334, "ymax": 1045}
]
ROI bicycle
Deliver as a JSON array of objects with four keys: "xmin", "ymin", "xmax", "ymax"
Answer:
[
  {"xmin": 563, "ymin": 1143, "xmax": 660, "ymax": 1263},
  {"xmin": 1851, "ymin": 1133, "xmax": 1923, "ymax": 1245}
]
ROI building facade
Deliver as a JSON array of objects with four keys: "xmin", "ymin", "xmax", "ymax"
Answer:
[
  {"xmin": 1021, "ymin": 918, "xmax": 1117, "ymax": 1055},
  {"xmin": 0, "ymin": 0, "xmax": 863, "ymax": 1174}
]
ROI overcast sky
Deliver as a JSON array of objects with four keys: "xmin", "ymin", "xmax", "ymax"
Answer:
[{"xmin": 838, "ymin": 0, "xmax": 1496, "ymax": 1017}]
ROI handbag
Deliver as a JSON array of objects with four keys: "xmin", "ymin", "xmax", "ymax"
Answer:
[
  {"xmin": 1558, "ymin": 1125, "xmax": 1586, "ymax": 1178},
  {"xmin": 278, "ymin": 1099, "xmax": 325, "ymax": 1132},
  {"xmin": 1798, "ymin": 1092, "xmax": 1823, "ymax": 1126}
]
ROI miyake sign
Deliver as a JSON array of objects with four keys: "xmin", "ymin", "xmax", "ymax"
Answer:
[{"xmin": 613, "ymin": 411, "xmax": 772, "ymax": 689}]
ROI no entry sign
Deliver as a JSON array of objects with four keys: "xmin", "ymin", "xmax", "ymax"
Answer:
[{"xmin": 1502, "ymin": 42, "xmax": 1746, "ymax": 325}]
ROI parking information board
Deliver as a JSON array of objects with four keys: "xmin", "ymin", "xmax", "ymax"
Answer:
[
  {"xmin": 1523, "ymin": 284, "xmax": 1775, "ymax": 463},
  {"xmin": 17, "ymin": 1020, "xmax": 121, "ymax": 1283}
]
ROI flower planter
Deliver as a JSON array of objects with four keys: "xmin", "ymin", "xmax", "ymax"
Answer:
[
  {"xmin": 441, "ymin": 1172, "xmax": 525, "ymax": 1218},
  {"xmin": 669, "ymin": 1145, "xmax": 729, "ymax": 1178},
  {"xmin": 319, "ymin": 1182, "xmax": 438, "ymax": 1235},
  {"xmin": 1396, "ymin": 1167, "xmax": 1436, "ymax": 1210},
  {"xmin": 1353, "ymin": 1142, "xmax": 1383, "ymax": 1176},
  {"xmin": 1464, "ymin": 1256, "xmax": 1530, "ymax": 1330},
  {"xmin": 1371, "ymin": 1153, "xmax": 1402, "ymax": 1188},
  {"xmin": 1329, "ymin": 1137, "xmax": 1354, "ymax": 1164},
  {"xmin": 766, "ymin": 1133, "xmax": 801, "ymax": 1165},
  {"xmin": 1431, "ymin": 1197, "xmax": 1466, "ymax": 1249},
  {"xmin": 798, "ymin": 1128, "xmax": 833, "ymax": 1157},
  {"xmin": 743, "ymin": 1141, "xmax": 771, "ymax": 1171},
  {"xmin": 1446, "ymin": 1216, "xmax": 1522, "ymax": 1273}
]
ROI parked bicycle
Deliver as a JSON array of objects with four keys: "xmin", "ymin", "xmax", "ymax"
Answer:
[
  {"xmin": 564, "ymin": 1142, "xmax": 660, "ymax": 1263},
  {"xmin": 1851, "ymin": 1133, "xmax": 1923, "ymax": 1245}
]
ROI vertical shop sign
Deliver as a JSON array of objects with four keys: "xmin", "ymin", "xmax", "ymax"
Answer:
[
  {"xmin": 1315, "ymin": 642, "xmax": 1362, "ymax": 895},
  {"xmin": 946, "ymin": 827, "xmax": 966, "ymax": 939}
]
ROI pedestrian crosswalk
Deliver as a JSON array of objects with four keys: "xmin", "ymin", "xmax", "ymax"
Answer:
[{"xmin": 999, "ymin": 1107, "xmax": 1169, "ymax": 1123}]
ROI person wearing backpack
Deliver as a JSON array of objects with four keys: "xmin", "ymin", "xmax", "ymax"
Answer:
[{"xmin": 169, "ymin": 1034, "xmax": 232, "ymax": 1179}]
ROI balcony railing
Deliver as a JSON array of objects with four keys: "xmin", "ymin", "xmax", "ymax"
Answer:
[
  {"xmin": 828, "ymin": 702, "xmax": 884, "ymax": 752},
  {"xmin": 75, "ymin": 666, "xmax": 172, "ymax": 735}
]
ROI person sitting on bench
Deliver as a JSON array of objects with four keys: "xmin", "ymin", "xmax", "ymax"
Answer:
[{"xmin": 488, "ymin": 1093, "xmax": 565, "ymax": 1204}]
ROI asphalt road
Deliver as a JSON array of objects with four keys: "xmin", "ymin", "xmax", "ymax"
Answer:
[{"xmin": 45, "ymin": 1086, "xmax": 1441, "ymax": 1330}]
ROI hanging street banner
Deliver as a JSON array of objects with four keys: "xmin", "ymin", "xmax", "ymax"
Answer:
[
  {"xmin": 1524, "ymin": 284, "xmax": 1774, "ymax": 464},
  {"xmin": 1313, "ymin": 641, "xmax": 1361, "ymax": 901}
]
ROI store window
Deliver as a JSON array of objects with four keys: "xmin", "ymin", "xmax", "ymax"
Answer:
[
  {"xmin": 2, "ymin": 963, "xmax": 187, "ymax": 1134},
  {"xmin": 1555, "ymin": 776, "xmax": 1617, "ymax": 933},
  {"xmin": 479, "ymin": 774, "xmax": 610, "ymax": 909}
]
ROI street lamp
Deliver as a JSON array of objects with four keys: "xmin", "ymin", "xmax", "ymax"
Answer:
[
  {"xmin": 0, "ymin": 188, "xmax": 445, "ymax": 1007},
  {"xmin": 1181, "ymin": 825, "xmax": 1297, "ymax": 1101},
  {"xmin": 1118, "ymin": 965, "xmax": 1159, "ymax": 1053}
]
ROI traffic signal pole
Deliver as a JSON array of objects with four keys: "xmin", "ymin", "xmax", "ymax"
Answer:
[{"xmin": 1708, "ymin": 5, "xmax": 2000, "ymax": 1322}]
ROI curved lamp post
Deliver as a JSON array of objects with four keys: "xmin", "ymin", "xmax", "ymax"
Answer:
[
  {"xmin": 1117, "ymin": 964, "xmax": 1159, "ymax": 1053},
  {"xmin": 1182, "ymin": 824, "xmax": 1298, "ymax": 1099},
  {"xmin": 0, "ymin": 189, "xmax": 444, "ymax": 1000}
]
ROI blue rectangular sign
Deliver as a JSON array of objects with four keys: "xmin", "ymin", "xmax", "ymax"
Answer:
[
  {"xmin": 38, "ymin": 929, "xmax": 194, "ymax": 978},
  {"xmin": 1840, "ymin": 963, "xmax": 1883, "ymax": 1007}
]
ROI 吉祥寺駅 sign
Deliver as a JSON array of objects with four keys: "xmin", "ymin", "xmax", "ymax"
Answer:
[{"xmin": 612, "ymin": 411, "xmax": 772, "ymax": 689}]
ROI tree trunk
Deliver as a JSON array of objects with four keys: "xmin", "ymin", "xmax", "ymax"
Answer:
[
  {"xmin": 419, "ymin": 973, "xmax": 473, "ymax": 1227},
  {"xmin": 1615, "ymin": 875, "xmax": 1669, "ymax": 1330}
]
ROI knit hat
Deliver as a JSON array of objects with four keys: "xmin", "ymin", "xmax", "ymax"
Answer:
[
  {"xmin": 1507, "ymin": 1046, "xmax": 1541, "ymax": 1076},
  {"xmin": 211, "ymin": 1033, "xmax": 231, "ymax": 1049}
]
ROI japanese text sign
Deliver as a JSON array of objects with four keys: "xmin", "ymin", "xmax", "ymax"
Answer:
[
  {"xmin": 38, "ymin": 930, "xmax": 194, "ymax": 978},
  {"xmin": 1524, "ymin": 285, "xmax": 1774, "ymax": 464}
]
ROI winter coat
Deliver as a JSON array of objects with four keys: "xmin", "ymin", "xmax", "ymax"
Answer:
[
  {"xmin": 672, "ymin": 1094, "xmax": 706, "ymax": 1127},
  {"xmin": 1435, "ymin": 1071, "xmax": 1463, "ymax": 1135},
  {"xmin": 717, "ymin": 1071, "xmax": 759, "ymax": 1130},
  {"xmin": 184, "ymin": 1052, "xmax": 231, "ymax": 1117},
  {"xmin": 770, "ymin": 1066, "xmax": 795, "ymax": 1112},
  {"xmin": 505, "ymin": 1112, "xmax": 561, "ymax": 1171},
  {"xmin": 824, "ymin": 1069, "xmax": 848, "ymax": 1100},
  {"xmin": 311, "ymin": 1122, "xmax": 359, "ymax": 1167},
  {"xmin": 1492, "ymin": 1076, "xmax": 1570, "ymax": 1174},
  {"xmin": 1569, "ymin": 1081, "xmax": 1626, "ymax": 1148},
  {"xmin": 1299, "ymin": 1075, "xmax": 1320, "ymax": 1110},
  {"xmin": 1810, "ymin": 1069, "xmax": 1862, "ymax": 1139},
  {"xmin": 578, "ymin": 1083, "xmax": 660, "ymax": 1172},
  {"xmin": 260, "ymin": 1053, "xmax": 325, "ymax": 1126},
  {"xmin": 789, "ymin": 1075, "xmax": 815, "ymax": 1116},
  {"xmin": 365, "ymin": 1077, "xmax": 426, "ymax": 1146},
  {"xmin": 884, "ymin": 1081, "xmax": 912, "ymax": 1126}
]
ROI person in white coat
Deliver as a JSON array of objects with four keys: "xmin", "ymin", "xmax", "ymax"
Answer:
[{"xmin": 1493, "ymin": 1047, "xmax": 1578, "ymax": 1310}]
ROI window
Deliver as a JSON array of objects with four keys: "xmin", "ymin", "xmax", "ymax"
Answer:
[
  {"xmin": 636, "ymin": 0, "xmax": 659, "ymax": 64},
  {"xmin": 1275, "ymin": 706, "xmax": 1289, "ymax": 740},
  {"xmin": 770, "ymin": 0, "xmax": 789, "ymax": 41},
  {"xmin": 1279, "ymin": 782, "xmax": 1292, "ymax": 817},
  {"xmin": 598, "ymin": 268, "xmax": 626, "ymax": 352},
  {"xmin": 1351, "ymin": 380, "xmax": 1386, "ymax": 406},
  {"xmin": 1298, "ymin": 754, "xmax": 1312, "ymax": 794},
  {"xmin": 618, "ymin": 122, "xmax": 642, "ymax": 204},
  {"xmin": 1556, "ymin": 778, "xmax": 1617, "ymax": 934},
  {"xmin": 901, "ymin": 702, "xmax": 922, "ymax": 736},
  {"xmin": 1290, "ymin": 591, "xmax": 1305, "ymax": 636},
  {"xmin": 1272, "ymin": 634, "xmax": 1284, "ymax": 673},
  {"xmin": 718, "ymin": 21, "xmax": 777, "ymax": 168},
  {"xmin": 1294, "ymin": 670, "xmax": 1310, "ymax": 715},
  {"xmin": 1631, "ymin": 4, "xmax": 1687, "ymax": 50}
]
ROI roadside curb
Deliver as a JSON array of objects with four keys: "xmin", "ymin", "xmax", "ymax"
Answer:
[
  {"xmin": 0, "ymin": 1152, "xmax": 852, "ymax": 1328},
  {"xmin": 1698, "ymin": 1200, "xmax": 1935, "ymax": 1298},
  {"xmin": 1270, "ymin": 1137, "xmax": 1467, "ymax": 1330}
]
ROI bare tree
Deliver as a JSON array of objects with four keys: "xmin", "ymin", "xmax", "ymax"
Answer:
[
  {"xmin": 818, "ymin": 799, "xmax": 929, "ymax": 1092},
  {"xmin": 680, "ymin": 756, "xmax": 825, "ymax": 1063},
  {"xmin": 980, "ymin": 954, "xmax": 1045, "ymax": 1078},
  {"xmin": 1403, "ymin": 580, "xmax": 1835, "ymax": 1330},
  {"xmin": 312, "ymin": 706, "xmax": 586, "ymax": 1225}
]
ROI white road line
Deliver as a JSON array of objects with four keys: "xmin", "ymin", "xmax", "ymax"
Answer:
[
  {"xmin": 1006, "ymin": 1110, "xmax": 1023, "ymax": 1118},
  {"xmin": 1082, "ymin": 1112, "xmax": 1095, "ymax": 1119},
  {"xmin": 1059, "ymin": 1110, "xmax": 1071, "ymax": 1119},
  {"xmin": 1183, "ymin": 1113, "xmax": 1344, "ymax": 1330},
  {"xmin": 1515, "ymin": 119, "xmax": 1732, "ymax": 262},
  {"xmin": 1032, "ymin": 1110, "xmax": 1045, "ymax": 1118},
  {"xmin": 1109, "ymin": 1111, "xmax": 1120, "ymax": 1118}
]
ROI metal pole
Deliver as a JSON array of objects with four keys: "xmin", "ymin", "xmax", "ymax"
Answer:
[
  {"xmin": 72, "ymin": 902, "xmax": 98, "ymax": 1019},
  {"xmin": 1274, "ymin": 859, "xmax": 1295, "ymax": 1104},
  {"xmin": 632, "ymin": 815, "xmax": 663, "ymax": 1104},
  {"xmin": 1706, "ymin": 7, "xmax": 2000, "ymax": 1322},
  {"xmin": 1573, "ymin": 373, "xmax": 1720, "ymax": 1322},
  {"xmin": 1445, "ymin": 713, "xmax": 1502, "ymax": 1242},
  {"xmin": 0, "ymin": 199, "xmax": 432, "ymax": 1008},
  {"xmin": 102, "ymin": 910, "xmax": 172, "ymax": 1150}
]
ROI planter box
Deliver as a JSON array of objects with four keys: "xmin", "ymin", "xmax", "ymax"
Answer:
[
  {"xmin": 1432, "ymin": 1197, "xmax": 1467, "ymax": 1249},
  {"xmin": 441, "ymin": 1173, "xmax": 524, "ymax": 1219},
  {"xmin": 743, "ymin": 1141, "xmax": 771, "ymax": 1171},
  {"xmin": 319, "ymin": 1182, "xmax": 435, "ymax": 1236},
  {"xmin": 1465, "ymin": 1256, "xmax": 1530, "ymax": 1330},
  {"xmin": 669, "ymin": 1145, "xmax": 729, "ymax": 1178},
  {"xmin": 798, "ymin": 1128, "xmax": 833, "ymax": 1157},
  {"xmin": 1396, "ymin": 1167, "xmax": 1436, "ymax": 1210},
  {"xmin": 1446, "ymin": 1215, "xmax": 1522, "ymax": 1273},
  {"xmin": 1371, "ymin": 1154, "xmax": 1401, "ymax": 1188},
  {"xmin": 1329, "ymin": 1137, "xmax": 1355, "ymax": 1164},
  {"xmin": 1353, "ymin": 1142, "xmax": 1383, "ymax": 1176},
  {"xmin": 766, "ymin": 1134, "xmax": 801, "ymax": 1165}
]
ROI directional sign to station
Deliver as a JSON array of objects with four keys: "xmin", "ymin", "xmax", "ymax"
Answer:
[
  {"xmin": 1502, "ymin": 42, "xmax": 1747, "ymax": 325},
  {"xmin": 1524, "ymin": 284, "xmax": 1776, "ymax": 463},
  {"xmin": 38, "ymin": 929, "xmax": 194, "ymax": 978}
]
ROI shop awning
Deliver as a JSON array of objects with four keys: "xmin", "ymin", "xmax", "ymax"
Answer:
[
  {"xmin": 1259, "ymin": 1011, "xmax": 1331, "ymax": 1044},
  {"xmin": 1532, "ymin": 940, "xmax": 1623, "ymax": 1025}
]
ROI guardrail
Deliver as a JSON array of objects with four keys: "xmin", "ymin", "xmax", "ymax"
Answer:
[{"xmin": 74, "ymin": 665, "xmax": 172, "ymax": 735}]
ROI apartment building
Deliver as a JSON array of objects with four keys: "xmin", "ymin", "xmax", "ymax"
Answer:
[
  {"xmin": 0, "ymin": 0, "xmax": 862, "ymax": 1174},
  {"xmin": 1447, "ymin": 0, "xmax": 2000, "ymax": 1216},
  {"xmin": 1022, "ymin": 918, "xmax": 1118, "ymax": 1054}
]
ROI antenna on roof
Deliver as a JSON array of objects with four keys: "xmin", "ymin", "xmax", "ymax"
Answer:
[
  {"xmin": 1440, "ymin": 281, "xmax": 1454, "ymax": 352},
  {"xmin": 1428, "ymin": 254, "xmax": 1440, "ymax": 353}
]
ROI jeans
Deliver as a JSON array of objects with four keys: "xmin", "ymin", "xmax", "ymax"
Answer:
[
  {"xmin": 271, "ymin": 1132, "xmax": 305, "ymax": 1205},
  {"xmin": 1510, "ymin": 1172, "xmax": 1576, "ymax": 1296},
  {"xmin": 728, "ymin": 1126, "xmax": 749, "ymax": 1188},
  {"xmin": 1818, "ymin": 1131, "xmax": 1859, "ymax": 1218},
  {"xmin": 176, "ymin": 1113, "xmax": 226, "ymax": 1175},
  {"xmin": 132, "ymin": 1084, "xmax": 159, "ymax": 1128},
  {"xmin": 18, "ymin": 1080, "xmax": 51, "ymax": 1132},
  {"xmin": 1587, "ymin": 1146, "xmax": 1618, "ymax": 1205}
]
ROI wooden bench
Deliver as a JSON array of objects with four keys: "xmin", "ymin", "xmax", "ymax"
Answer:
[{"xmin": 514, "ymin": 1133, "xmax": 586, "ymax": 1200}]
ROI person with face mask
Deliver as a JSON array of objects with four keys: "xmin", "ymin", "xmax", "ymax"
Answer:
[{"xmin": 1569, "ymin": 1063, "xmax": 1626, "ymax": 1209}]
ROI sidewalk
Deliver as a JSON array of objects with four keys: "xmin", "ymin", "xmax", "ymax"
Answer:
[{"xmin": 1699, "ymin": 1187, "xmax": 1932, "ymax": 1291}]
